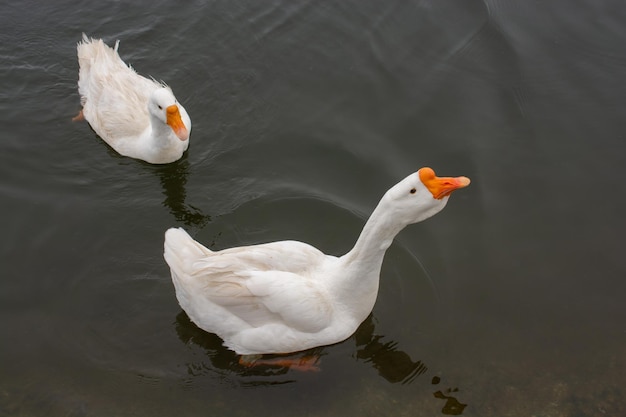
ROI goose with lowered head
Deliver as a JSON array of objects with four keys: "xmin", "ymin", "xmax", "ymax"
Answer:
[
  {"xmin": 163, "ymin": 167, "xmax": 470, "ymax": 356},
  {"xmin": 75, "ymin": 34, "xmax": 191, "ymax": 164}
]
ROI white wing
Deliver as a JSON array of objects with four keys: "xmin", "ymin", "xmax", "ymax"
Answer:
[
  {"xmin": 199, "ymin": 268, "xmax": 333, "ymax": 334},
  {"xmin": 77, "ymin": 36, "xmax": 159, "ymax": 141}
]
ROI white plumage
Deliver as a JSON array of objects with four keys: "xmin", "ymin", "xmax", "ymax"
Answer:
[
  {"xmin": 164, "ymin": 167, "xmax": 470, "ymax": 355},
  {"xmin": 76, "ymin": 34, "xmax": 191, "ymax": 164}
]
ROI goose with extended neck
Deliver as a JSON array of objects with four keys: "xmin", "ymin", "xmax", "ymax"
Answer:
[{"xmin": 163, "ymin": 167, "xmax": 470, "ymax": 356}]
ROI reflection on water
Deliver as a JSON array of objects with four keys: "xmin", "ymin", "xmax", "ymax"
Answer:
[
  {"xmin": 153, "ymin": 156, "xmax": 211, "ymax": 228},
  {"xmin": 433, "ymin": 389, "xmax": 468, "ymax": 416},
  {"xmin": 353, "ymin": 313, "xmax": 427, "ymax": 384},
  {"xmin": 432, "ymin": 376, "xmax": 468, "ymax": 416},
  {"xmin": 77, "ymin": 119, "xmax": 211, "ymax": 229},
  {"xmin": 174, "ymin": 311, "xmax": 468, "ymax": 413}
]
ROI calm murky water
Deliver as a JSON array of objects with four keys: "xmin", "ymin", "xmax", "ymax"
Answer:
[{"xmin": 2, "ymin": 0, "xmax": 626, "ymax": 416}]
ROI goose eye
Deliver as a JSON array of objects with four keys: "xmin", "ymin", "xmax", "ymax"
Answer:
[
  {"xmin": 410, "ymin": 188, "xmax": 416, "ymax": 194},
  {"xmin": 158, "ymin": 105, "xmax": 163, "ymax": 110}
]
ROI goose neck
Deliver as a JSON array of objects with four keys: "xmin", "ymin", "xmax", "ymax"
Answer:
[{"xmin": 343, "ymin": 200, "xmax": 405, "ymax": 269}]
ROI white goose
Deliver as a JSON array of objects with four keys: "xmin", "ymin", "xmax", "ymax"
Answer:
[
  {"xmin": 75, "ymin": 35, "xmax": 191, "ymax": 164},
  {"xmin": 164, "ymin": 167, "xmax": 470, "ymax": 356}
]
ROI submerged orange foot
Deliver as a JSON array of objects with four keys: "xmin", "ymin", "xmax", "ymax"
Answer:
[
  {"xmin": 72, "ymin": 109, "xmax": 84, "ymax": 122},
  {"xmin": 239, "ymin": 354, "xmax": 321, "ymax": 372}
]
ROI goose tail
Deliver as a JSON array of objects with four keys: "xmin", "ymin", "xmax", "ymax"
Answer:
[{"xmin": 163, "ymin": 227, "xmax": 212, "ymax": 281}]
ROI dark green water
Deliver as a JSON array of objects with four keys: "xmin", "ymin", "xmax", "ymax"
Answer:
[{"xmin": 1, "ymin": 0, "xmax": 625, "ymax": 416}]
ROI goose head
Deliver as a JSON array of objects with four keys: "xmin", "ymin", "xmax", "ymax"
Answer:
[
  {"xmin": 383, "ymin": 167, "xmax": 471, "ymax": 225},
  {"xmin": 149, "ymin": 87, "xmax": 190, "ymax": 141}
]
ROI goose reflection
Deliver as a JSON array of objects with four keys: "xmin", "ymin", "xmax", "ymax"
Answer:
[
  {"xmin": 174, "ymin": 311, "xmax": 424, "ymax": 383},
  {"xmin": 174, "ymin": 312, "xmax": 467, "ymax": 413},
  {"xmin": 153, "ymin": 155, "xmax": 210, "ymax": 228},
  {"xmin": 353, "ymin": 314, "xmax": 427, "ymax": 384}
]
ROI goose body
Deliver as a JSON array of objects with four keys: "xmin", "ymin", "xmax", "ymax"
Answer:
[
  {"xmin": 164, "ymin": 168, "xmax": 470, "ymax": 355},
  {"xmin": 76, "ymin": 35, "xmax": 191, "ymax": 164}
]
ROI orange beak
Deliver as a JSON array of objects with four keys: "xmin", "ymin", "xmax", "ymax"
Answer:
[
  {"xmin": 419, "ymin": 167, "xmax": 471, "ymax": 200},
  {"xmin": 166, "ymin": 105, "xmax": 189, "ymax": 141}
]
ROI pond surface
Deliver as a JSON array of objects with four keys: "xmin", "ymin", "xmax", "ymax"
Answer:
[{"xmin": 1, "ymin": 0, "xmax": 625, "ymax": 416}]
